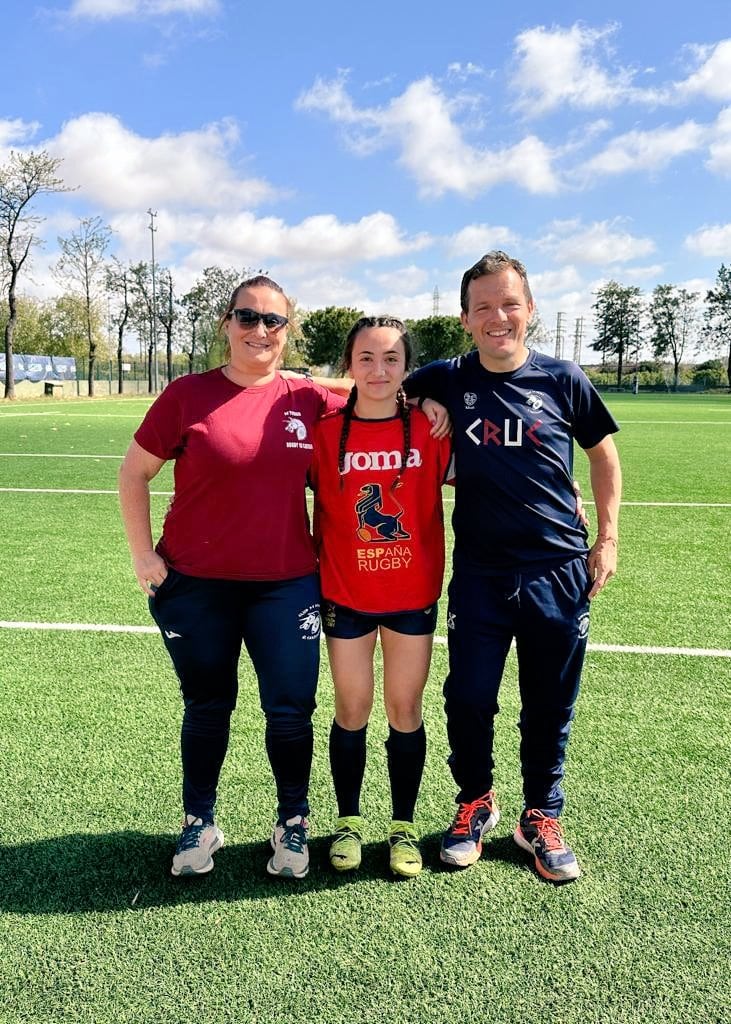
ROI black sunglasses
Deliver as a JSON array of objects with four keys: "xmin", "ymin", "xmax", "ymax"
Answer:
[{"xmin": 229, "ymin": 308, "xmax": 289, "ymax": 331}]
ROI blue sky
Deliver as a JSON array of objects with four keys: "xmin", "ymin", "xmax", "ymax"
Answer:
[{"xmin": 3, "ymin": 0, "xmax": 731, "ymax": 360}]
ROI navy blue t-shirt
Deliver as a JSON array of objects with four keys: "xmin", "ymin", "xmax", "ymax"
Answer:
[{"xmin": 405, "ymin": 349, "xmax": 619, "ymax": 573}]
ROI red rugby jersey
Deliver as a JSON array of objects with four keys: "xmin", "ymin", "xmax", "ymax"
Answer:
[
  {"xmin": 135, "ymin": 368, "xmax": 343, "ymax": 580},
  {"xmin": 310, "ymin": 408, "xmax": 452, "ymax": 613}
]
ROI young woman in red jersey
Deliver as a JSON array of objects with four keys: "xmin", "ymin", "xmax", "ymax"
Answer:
[
  {"xmin": 309, "ymin": 317, "xmax": 453, "ymax": 878},
  {"xmin": 119, "ymin": 275, "xmax": 347, "ymax": 882}
]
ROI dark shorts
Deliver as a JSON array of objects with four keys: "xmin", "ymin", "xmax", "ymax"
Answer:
[{"xmin": 322, "ymin": 600, "xmax": 438, "ymax": 639}]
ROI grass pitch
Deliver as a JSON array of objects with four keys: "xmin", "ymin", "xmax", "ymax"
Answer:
[{"xmin": 0, "ymin": 391, "xmax": 729, "ymax": 1024}]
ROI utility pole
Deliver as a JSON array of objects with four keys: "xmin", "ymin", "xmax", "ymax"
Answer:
[
  {"xmin": 554, "ymin": 311, "xmax": 565, "ymax": 359},
  {"xmin": 147, "ymin": 208, "xmax": 158, "ymax": 393},
  {"xmin": 573, "ymin": 316, "xmax": 584, "ymax": 364},
  {"xmin": 432, "ymin": 285, "xmax": 440, "ymax": 317}
]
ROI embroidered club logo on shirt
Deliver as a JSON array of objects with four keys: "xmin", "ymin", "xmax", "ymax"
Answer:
[{"xmin": 284, "ymin": 411, "xmax": 313, "ymax": 450}]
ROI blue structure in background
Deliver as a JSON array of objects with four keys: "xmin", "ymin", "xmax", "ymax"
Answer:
[{"xmin": 0, "ymin": 354, "xmax": 77, "ymax": 382}]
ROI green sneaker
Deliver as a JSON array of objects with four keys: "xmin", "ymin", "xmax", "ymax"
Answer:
[
  {"xmin": 388, "ymin": 820, "xmax": 422, "ymax": 878},
  {"xmin": 329, "ymin": 815, "xmax": 364, "ymax": 872}
]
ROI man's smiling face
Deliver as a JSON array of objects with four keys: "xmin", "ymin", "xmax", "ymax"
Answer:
[{"xmin": 461, "ymin": 268, "xmax": 535, "ymax": 373}]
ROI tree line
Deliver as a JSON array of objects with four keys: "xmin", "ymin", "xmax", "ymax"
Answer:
[
  {"xmin": 2, "ymin": 149, "xmax": 730, "ymax": 399},
  {"xmin": 592, "ymin": 276, "xmax": 731, "ymax": 390}
]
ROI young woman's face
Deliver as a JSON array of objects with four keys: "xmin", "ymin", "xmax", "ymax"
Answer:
[
  {"xmin": 348, "ymin": 326, "xmax": 407, "ymax": 405},
  {"xmin": 224, "ymin": 285, "xmax": 289, "ymax": 377}
]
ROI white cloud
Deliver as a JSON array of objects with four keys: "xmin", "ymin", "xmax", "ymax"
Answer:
[
  {"xmin": 580, "ymin": 121, "xmax": 707, "ymax": 178},
  {"xmin": 676, "ymin": 40, "xmax": 731, "ymax": 102},
  {"xmin": 684, "ymin": 222, "xmax": 731, "ymax": 257},
  {"xmin": 706, "ymin": 107, "xmax": 731, "ymax": 176},
  {"xmin": 530, "ymin": 266, "xmax": 583, "ymax": 295},
  {"xmin": 113, "ymin": 209, "xmax": 432, "ymax": 274},
  {"xmin": 42, "ymin": 112, "xmax": 276, "ymax": 211},
  {"xmin": 0, "ymin": 118, "xmax": 41, "ymax": 152},
  {"xmin": 622, "ymin": 264, "xmax": 666, "ymax": 281},
  {"xmin": 510, "ymin": 23, "xmax": 665, "ymax": 115},
  {"xmin": 297, "ymin": 74, "xmax": 560, "ymax": 197},
  {"xmin": 68, "ymin": 0, "xmax": 218, "ymax": 18},
  {"xmin": 445, "ymin": 223, "xmax": 519, "ymax": 258},
  {"xmin": 538, "ymin": 219, "xmax": 656, "ymax": 265},
  {"xmin": 369, "ymin": 265, "xmax": 430, "ymax": 292},
  {"xmin": 447, "ymin": 62, "xmax": 488, "ymax": 80}
]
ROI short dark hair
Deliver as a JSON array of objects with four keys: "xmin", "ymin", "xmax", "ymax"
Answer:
[{"xmin": 460, "ymin": 251, "xmax": 533, "ymax": 312}]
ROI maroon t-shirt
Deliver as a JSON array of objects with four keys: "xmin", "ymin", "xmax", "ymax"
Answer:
[{"xmin": 135, "ymin": 368, "xmax": 343, "ymax": 580}]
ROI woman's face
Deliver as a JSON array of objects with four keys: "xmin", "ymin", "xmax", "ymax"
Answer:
[
  {"xmin": 348, "ymin": 326, "xmax": 407, "ymax": 406},
  {"xmin": 224, "ymin": 285, "xmax": 289, "ymax": 378}
]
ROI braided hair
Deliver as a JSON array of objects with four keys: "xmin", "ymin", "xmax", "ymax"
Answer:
[{"xmin": 337, "ymin": 316, "xmax": 413, "ymax": 492}]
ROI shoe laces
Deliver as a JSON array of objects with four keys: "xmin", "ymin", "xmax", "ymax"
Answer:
[
  {"xmin": 451, "ymin": 792, "xmax": 495, "ymax": 835},
  {"xmin": 281, "ymin": 820, "xmax": 307, "ymax": 853},
  {"xmin": 176, "ymin": 819, "xmax": 207, "ymax": 852},
  {"xmin": 390, "ymin": 829, "xmax": 418, "ymax": 851},
  {"xmin": 524, "ymin": 810, "xmax": 565, "ymax": 851}
]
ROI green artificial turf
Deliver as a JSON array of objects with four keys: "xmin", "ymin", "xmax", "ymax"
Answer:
[{"xmin": 0, "ymin": 392, "xmax": 729, "ymax": 1023}]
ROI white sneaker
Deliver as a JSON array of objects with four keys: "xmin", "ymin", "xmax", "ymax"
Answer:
[
  {"xmin": 171, "ymin": 815, "xmax": 224, "ymax": 877},
  {"xmin": 266, "ymin": 815, "xmax": 309, "ymax": 879}
]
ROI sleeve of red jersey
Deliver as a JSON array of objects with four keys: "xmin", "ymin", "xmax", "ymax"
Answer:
[{"xmin": 133, "ymin": 383, "xmax": 184, "ymax": 461}]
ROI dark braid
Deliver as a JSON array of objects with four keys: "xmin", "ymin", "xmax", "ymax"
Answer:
[
  {"xmin": 337, "ymin": 386, "xmax": 359, "ymax": 489},
  {"xmin": 391, "ymin": 387, "xmax": 411, "ymax": 492}
]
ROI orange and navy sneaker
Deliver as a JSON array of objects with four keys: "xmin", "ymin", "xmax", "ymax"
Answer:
[
  {"xmin": 439, "ymin": 790, "xmax": 500, "ymax": 867},
  {"xmin": 513, "ymin": 809, "xmax": 581, "ymax": 883}
]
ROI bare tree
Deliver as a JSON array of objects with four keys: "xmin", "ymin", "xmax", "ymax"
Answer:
[
  {"xmin": 128, "ymin": 261, "xmax": 156, "ymax": 392},
  {"xmin": 0, "ymin": 150, "xmax": 68, "ymax": 398},
  {"xmin": 106, "ymin": 258, "xmax": 132, "ymax": 394},
  {"xmin": 180, "ymin": 281, "xmax": 206, "ymax": 374},
  {"xmin": 56, "ymin": 216, "xmax": 112, "ymax": 396},
  {"xmin": 648, "ymin": 285, "xmax": 698, "ymax": 390},
  {"xmin": 157, "ymin": 269, "xmax": 177, "ymax": 384}
]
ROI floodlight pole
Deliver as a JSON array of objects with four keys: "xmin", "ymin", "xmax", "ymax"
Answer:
[{"xmin": 147, "ymin": 208, "xmax": 159, "ymax": 393}]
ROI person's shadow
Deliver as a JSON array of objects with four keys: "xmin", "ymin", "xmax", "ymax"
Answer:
[{"xmin": 2, "ymin": 830, "xmax": 513, "ymax": 913}]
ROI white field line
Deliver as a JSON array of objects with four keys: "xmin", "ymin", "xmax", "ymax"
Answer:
[
  {"xmin": 4, "ymin": 488, "xmax": 729, "ymax": 507},
  {"xmin": 618, "ymin": 420, "xmax": 731, "ymax": 424},
  {"xmin": 0, "ymin": 412, "xmax": 146, "ymax": 418},
  {"xmin": 0, "ymin": 452, "xmax": 122, "ymax": 458},
  {"xmin": 0, "ymin": 619, "xmax": 728, "ymax": 657}
]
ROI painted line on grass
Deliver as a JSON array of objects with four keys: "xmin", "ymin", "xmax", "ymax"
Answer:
[
  {"xmin": 0, "ymin": 452, "xmax": 122, "ymax": 459},
  {"xmin": 1, "ymin": 487, "xmax": 729, "ymax": 508},
  {"xmin": 0, "ymin": 412, "xmax": 146, "ymax": 418},
  {"xmin": 0, "ymin": 619, "xmax": 728, "ymax": 657}
]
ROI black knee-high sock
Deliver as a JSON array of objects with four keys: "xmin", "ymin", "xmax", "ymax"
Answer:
[
  {"xmin": 329, "ymin": 720, "xmax": 367, "ymax": 817},
  {"xmin": 385, "ymin": 723, "xmax": 427, "ymax": 822}
]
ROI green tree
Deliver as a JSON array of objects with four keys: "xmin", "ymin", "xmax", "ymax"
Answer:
[
  {"xmin": 45, "ymin": 293, "xmax": 104, "ymax": 360},
  {"xmin": 1, "ymin": 150, "xmax": 69, "ymax": 397},
  {"xmin": 406, "ymin": 315, "xmax": 470, "ymax": 366},
  {"xmin": 180, "ymin": 281, "xmax": 206, "ymax": 374},
  {"xmin": 301, "ymin": 306, "xmax": 363, "ymax": 369},
  {"xmin": 703, "ymin": 264, "xmax": 731, "ymax": 392},
  {"xmin": 692, "ymin": 359, "xmax": 726, "ymax": 390},
  {"xmin": 648, "ymin": 284, "xmax": 699, "ymax": 390},
  {"xmin": 56, "ymin": 216, "xmax": 112, "ymax": 396},
  {"xmin": 0, "ymin": 294, "xmax": 47, "ymax": 354},
  {"xmin": 591, "ymin": 281, "xmax": 643, "ymax": 387}
]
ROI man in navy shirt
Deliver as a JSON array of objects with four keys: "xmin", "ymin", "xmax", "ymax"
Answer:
[{"xmin": 405, "ymin": 251, "xmax": 621, "ymax": 882}]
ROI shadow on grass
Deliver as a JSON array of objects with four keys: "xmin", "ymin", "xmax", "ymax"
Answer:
[{"xmin": 2, "ymin": 831, "xmax": 471, "ymax": 914}]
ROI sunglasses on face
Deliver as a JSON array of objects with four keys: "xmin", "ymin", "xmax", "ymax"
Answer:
[{"xmin": 228, "ymin": 308, "xmax": 289, "ymax": 331}]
